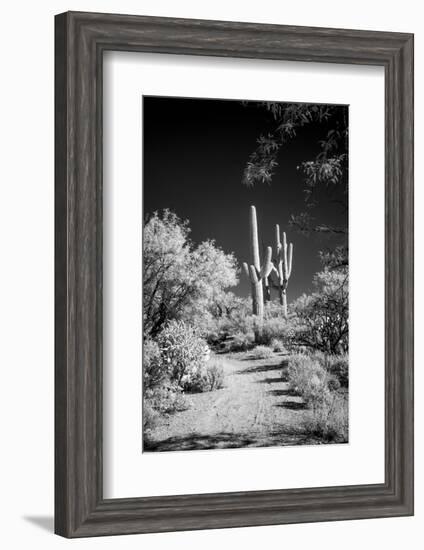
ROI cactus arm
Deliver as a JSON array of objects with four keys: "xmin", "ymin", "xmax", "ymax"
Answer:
[
  {"xmin": 272, "ymin": 224, "xmax": 294, "ymax": 318},
  {"xmin": 242, "ymin": 262, "xmax": 250, "ymax": 278},
  {"xmin": 275, "ymin": 224, "xmax": 281, "ymax": 251},
  {"xmin": 287, "ymin": 243, "xmax": 293, "ymax": 278},
  {"xmin": 249, "ymin": 264, "xmax": 259, "ymax": 284},
  {"xmin": 261, "ymin": 246, "xmax": 273, "ymax": 304},
  {"xmin": 260, "ymin": 246, "xmax": 273, "ymax": 278},
  {"xmin": 282, "ymin": 231, "xmax": 289, "ymax": 281},
  {"xmin": 278, "ymin": 261, "xmax": 283, "ymax": 283},
  {"xmin": 250, "ymin": 205, "xmax": 261, "ymax": 271}
]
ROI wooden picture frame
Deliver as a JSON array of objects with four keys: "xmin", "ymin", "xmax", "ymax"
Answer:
[{"xmin": 55, "ymin": 11, "xmax": 414, "ymax": 538}]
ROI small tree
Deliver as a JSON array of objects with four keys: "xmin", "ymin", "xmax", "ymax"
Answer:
[
  {"xmin": 291, "ymin": 269, "xmax": 348, "ymax": 354},
  {"xmin": 143, "ymin": 210, "xmax": 238, "ymax": 337}
]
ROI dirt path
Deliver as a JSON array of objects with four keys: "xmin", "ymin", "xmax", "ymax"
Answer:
[{"xmin": 144, "ymin": 353, "xmax": 316, "ymax": 452}]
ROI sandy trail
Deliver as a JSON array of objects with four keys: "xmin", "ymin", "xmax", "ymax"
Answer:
[{"xmin": 144, "ymin": 353, "xmax": 315, "ymax": 452}]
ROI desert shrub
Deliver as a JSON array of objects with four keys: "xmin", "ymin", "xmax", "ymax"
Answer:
[
  {"xmin": 184, "ymin": 358, "xmax": 225, "ymax": 393},
  {"xmin": 325, "ymin": 354, "xmax": 349, "ymax": 388},
  {"xmin": 288, "ymin": 354, "xmax": 348, "ymax": 442},
  {"xmin": 203, "ymin": 359, "xmax": 225, "ymax": 391},
  {"xmin": 157, "ymin": 320, "xmax": 209, "ymax": 389},
  {"xmin": 205, "ymin": 329, "xmax": 226, "ymax": 347},
  {"xmin": 155, "ymin": 320, "xmax": 225, "ymax": 394},
  {"xmin": 250, "ymin": 345, "xmax": 274, "ymax": 359},
  {"xmin": 290, "ymin": 269, "xmax": 348, "ymax": 354},
  {"xmin": 143, "ymin": 382, "xmax": 188, "ymax": 433},
  {"xmin": 143, "ymin": 338, "xmax": 167, "ymax": 390},
  {"xmin": 219, "ymin": 314, "xmax": 257, "ymax": 340},
  {"xmin": 270, "ymin": 338, "xmax": 287, "ymax": 353},
  {"xmin": 144, "ymin": 383, "xmax": 187, "ymax": 414},
  {"xmin": 143, "ymin": 400, "xmax": 160, "ymax": 433},
  {"xmin": 327, "ymin": 376, "xmax": 341, "ymax": 392},
  {"xmin": 226, "ymin": 331, "xmax": 255, "ymax": 352},
  {"xmin": 306, "ymin": 392, "xmax": 348, "ymax": 442},
  {"xmin": 204, "ymin": 303, "xmax": 293, "ymax": 348},
  {"xmin": 287, "ymin": 354, "xmax": 329, "ymax": 406},
  {"xmin": 257, "ymin": 316, "xmax": 292, "ymax": 346},
  {"xmin": 143, "ymin": 333, "xmax": 189, "ymax": 426},
  {"xmin": 187, "ymin": 293, "xmax": 252, "ymax": 342},
  {"xmin": 310, "ymin": 351, "xmax": 349, "ymax": 389}
]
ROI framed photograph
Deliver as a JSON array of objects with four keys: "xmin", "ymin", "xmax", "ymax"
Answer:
[{"xmin": 55, "ymin": 11, "xmax": 414, "ymax": 537}]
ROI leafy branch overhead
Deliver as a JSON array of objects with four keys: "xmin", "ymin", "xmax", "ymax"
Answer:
[
  {"xmin": 242, "ymin": 103, "xmax": 347, "ymax": 189},
  {"xmin": 242, "ymin": 102, "xmax": 348, "ymax": 269}
]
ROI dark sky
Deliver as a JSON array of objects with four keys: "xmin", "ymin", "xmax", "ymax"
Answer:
[{"xmin": 143, "ymin": 96, "xmax": 348, "ymax": 303}]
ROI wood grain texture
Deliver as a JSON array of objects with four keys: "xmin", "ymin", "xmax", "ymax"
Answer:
[{"xmin": 54, "ymin": 11, "xmax": 414, "ymax": 538}]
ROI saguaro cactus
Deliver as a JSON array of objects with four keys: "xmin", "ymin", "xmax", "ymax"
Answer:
[
  {"xmin": 275, "ymin": 224, "xmax": 294, "ymax": 317},
  {"xmin": 242, "ymin": 206, "xmax": 273, "ymax": 323}
]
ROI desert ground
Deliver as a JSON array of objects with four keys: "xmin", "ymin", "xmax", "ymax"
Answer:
[{"xmin": 144, "ymin": 352, "xmax": 323, "ymax": 452}]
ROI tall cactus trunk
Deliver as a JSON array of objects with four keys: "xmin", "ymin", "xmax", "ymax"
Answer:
[
  {"xmin": 249, "ymin": 206, "xmax": 264, "ymax": 318},
  {"xmin": 249, "ymin": 206, "xmax": 263, "ymax": 317},
  {"xmin": 252, "ymin": 282, "xmax": 264, "ymax": 319},
  {"xmin": 243, "ymin": 206, "xmax": 284, "ymax": 340},
  {"xmin": 245, "ymin": 265, "xmax": 264, "ymax": 341},
  {"xmin": 279, "ymin": 287, "xmax": 288, "ymax": 318},
  {"xmin": 249, "ymin": 206, "xmax": 264, "ymax": 341}
]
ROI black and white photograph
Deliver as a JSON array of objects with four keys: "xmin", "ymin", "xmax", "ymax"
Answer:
[
  {"xmin": 142, "ymin": 96, "xmax": 349, "ymax": 452},
  {"xmin": 0, "ymin": 1, "xmax": 416, "ymax": 545}
]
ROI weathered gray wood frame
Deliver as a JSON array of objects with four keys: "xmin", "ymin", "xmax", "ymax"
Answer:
[{"xmin": 55, "ymin": 11, "xmax": 414, "ymax": 538}]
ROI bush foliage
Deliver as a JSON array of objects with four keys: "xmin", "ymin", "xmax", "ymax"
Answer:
[
  {"xmin": 186, "ymin": 358, "xmax": 225, "ymax": 393},
  {"xmin": 250, "ymin": 345, "xmax": 274, "ymax": 359},
  {"xmin": 324, "ymin": 354, "xmax": 349, "ymax": 388},
  {"xmin": 143, "ymin": 338, "xmax": 167, "ymax": 391},
  {"xmin": 306, "ymin": 391, "xmax": 348, "ymax": 442},
  {"xmin": 143, "ymin": 383, "xmax": 187, "ymax": 433},
  {"xmin": 270, "ymin": 338, "xmax": 286, "ymax": 353},
  {"xmin": 203, "ymin": 359, "xmax": 225, "ymax": 391},
  {"xmin": 287, "ymin": 352, "xmax": 348, "ymax": 442},
  {"xmin": 290, "ymin": 269, "xmax": 348, "ymax": 355},
  {"xmin": 225, "ymin": 331, "xmax": 255, "ymax": 352},
  {"xmin": 143, "ymin": 319, "xmax": 226, "ymax": 424},
  {"xmin": 287, "ymin": 354, "xmax": 329, "ymax": 406},
  {"xmin": 157, "ymin": 320, "xmax": 209, "ymax": 389}
]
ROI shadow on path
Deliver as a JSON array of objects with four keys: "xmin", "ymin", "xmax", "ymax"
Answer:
[
  {"xmin": 236, "ymin": 363, "xmax": 282, "ymax": 375},
  {"xmin": 267, "ymin": 388, "xmax": 297, "ymax": 397},
  {"xmin": 275, "ymin": 401, "xmax": 308, "ymax": 411},
  {"xmin": 257, "ymin": 375, "xmax": 287, "ymax": 384},
  {"xmin": 144, "ymin": 428, "xmax": 311, "ymax": 452}
]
